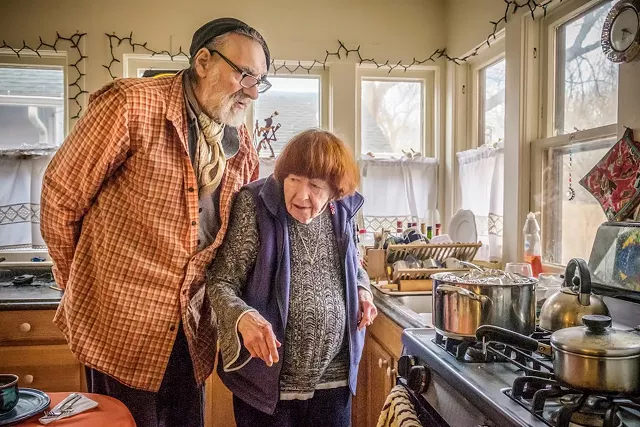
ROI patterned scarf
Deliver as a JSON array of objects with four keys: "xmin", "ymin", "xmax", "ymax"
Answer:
[
  {"xmin": 195, "ymin": 112, "xmax": 226, "ymax": 196},
  {"xmin": 184, "ymin": 74, "xmax": 227, "ymax": 196}
]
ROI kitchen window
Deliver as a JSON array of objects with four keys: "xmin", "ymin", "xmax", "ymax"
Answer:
[
  {"xmin": 252, "ymin": 75, "xmax": 322, "ymax": 158},
  {"xmin": 479, "ymin": 58, "xmax": 506, "ymax": 146},
  {"xmin": 357, "ymin": 68, "xmax": 438, "ymax": 232},
  {"xmin": 250, "ymin": 68, "xmax": 329, "ymax": 178},
  {"xmin": 551, "ymin": 0, "xmax": 618, "ymax": 136},
  {"xmin": 533, "ymin": 129, "xmax": 617, "ymax": 265},
  {"xmin": 359, "ymin": 78, "xmax": 425, "ymax": 158},
  {"xmin": 0, "ymin": 54, "xmax": 67, "ymax": 255},
  {"xmin": 531, "ymin": 0, "xmax": 618, "ymax": 266},
  {"xmin": 454, "ymin": 41, "xmax": 506, "ymax": 262}
]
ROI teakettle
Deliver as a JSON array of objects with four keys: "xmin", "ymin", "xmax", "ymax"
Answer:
[{"xmin": 539, "ymin": 258, "xmax": 610, "ymax": 332}]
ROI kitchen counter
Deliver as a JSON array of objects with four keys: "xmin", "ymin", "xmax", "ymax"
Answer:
[
  {"xmin": 1, "ymin": 268, "xmax": 433, "ymax": 326},
  {"xmin": 0, "ymin": 268, "xmax": 62, "ymax": 310}
]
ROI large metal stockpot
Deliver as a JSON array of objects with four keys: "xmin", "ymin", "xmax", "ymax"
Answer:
[{"xmin": 432, "ymin": 270, "xmax": 537, "ymax": 339}]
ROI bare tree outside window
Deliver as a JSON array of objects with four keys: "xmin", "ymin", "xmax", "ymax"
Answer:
[
  {"xmin": 555, "ymin": 1, "xmax": 618, "ymax": 135},
  {"xmin": 361, "ymin": 80, "xmax": 423, "ymax": 156}
]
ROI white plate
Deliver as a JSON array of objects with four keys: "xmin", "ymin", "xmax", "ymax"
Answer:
[{"xmin": 448, "ymin": 209, "xmax": 478, "ymax": 243}]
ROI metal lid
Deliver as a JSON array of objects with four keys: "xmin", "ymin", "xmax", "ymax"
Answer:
[
  {"xmin": 431, "ymin": 270, "xmax": 537, "ymax": 286},
  {"xmin": 551, "ymin": 315, "xmax": 640, "ymax": 357}
]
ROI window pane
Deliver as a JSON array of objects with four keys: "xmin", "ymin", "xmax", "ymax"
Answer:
[
  {"xmin": 555, "ymin": 1, "xmax": 618, "ymax": 135},
  {"xmin": 253, "ymin": 77, "xmax": 320, "ymax": 157},
  {"xmin": 0, "ymin": 65, "xmax": 64, "ymax": 252},
  {"xmin": 542, "ymin": 137, "xmax": 616, "ymax": 264},
  {"xmin": 361, "ymin": 80, "xmax": 423, "ymax": 156},
  {"xmin": 481, "ymin": 59, "xmax": 505, "ymax": 145},
  {"xmin": 0, "ymin": 66, "xmax": 65, "ymax": 150}
]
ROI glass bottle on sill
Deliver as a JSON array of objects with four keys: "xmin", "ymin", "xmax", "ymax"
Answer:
[{"xmin": 523, "ymin": 212, "xmax": 543, "ymax": 278}]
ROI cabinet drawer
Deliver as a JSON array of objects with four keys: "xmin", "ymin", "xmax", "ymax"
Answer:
[
  {"xmin": 0, "ymin": 345, "xmax": 84, "ymax": 392},
  {"xmin": 0, "ymin": 310, "xmax": 65, "ymax": 345}
]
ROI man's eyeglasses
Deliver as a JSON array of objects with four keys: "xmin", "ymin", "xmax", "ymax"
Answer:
[{"xmin": 209, "ymin": 49, "xmax": 272, "ymax": 94}]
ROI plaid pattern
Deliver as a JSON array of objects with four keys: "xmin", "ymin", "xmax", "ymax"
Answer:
[{"xmin": 40, "ymin": 73, "xmax": 259, "ymax": 391}]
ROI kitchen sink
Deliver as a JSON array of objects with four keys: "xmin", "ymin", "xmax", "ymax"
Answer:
[{"xmin": 394, "ymin": 295, "xmax": 432, "ymax": 314}]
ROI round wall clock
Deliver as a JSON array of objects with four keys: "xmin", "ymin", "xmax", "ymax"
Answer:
[{"xmin": 601, "ymin": 0, "xmax": 640, "ymax": 63}]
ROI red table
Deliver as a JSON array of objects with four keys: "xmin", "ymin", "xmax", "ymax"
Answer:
[{"xmin": 18, "ymin": 392, "xmax": 135, "ymax": 426}]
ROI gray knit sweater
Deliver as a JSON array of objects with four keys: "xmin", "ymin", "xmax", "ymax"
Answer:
[{"xmin": 206, "ymin": 189, "xmax": 370, "ymax": 400}]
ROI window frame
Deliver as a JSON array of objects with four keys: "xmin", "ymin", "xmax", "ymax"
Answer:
[
  {"xmin": 0, "ymin": 50, "xmax": 69, "ymax": 137},
  {"xmin": 543, "ymin": 0, "xmax": 617, "ymax": 138},
  {"xmin": 468, "ymin": 43, "xmax": 506, "ymax": 150},
  {"xmin": 248, "ymin": 64, "xmax": 329, "ymax": 158},
  {"xmin": 531, "ymin": 124, "xmax": 618, "ymax": 268},
  {"xmin": 0, "ymin": 50, "xmax": 68, "ymax": 265},
  {"xmin": 529, "ymin": 0, "xmax": 619, "ymax": 271},
  {"xmin": 448, "ymin": 34, "xmax": 505, "ymax": 238},
  {"xmin": 356, "ymin": 66, "xmax": 435, "ymax": 158}
]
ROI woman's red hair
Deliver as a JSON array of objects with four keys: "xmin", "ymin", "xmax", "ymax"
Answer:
[{"xmin": 274, "ymin": 129, "xmax": 359, "ymax": 199}]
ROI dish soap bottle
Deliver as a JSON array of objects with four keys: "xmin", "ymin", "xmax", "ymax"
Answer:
[{"xmin": 523, "ymin": 212, "xmax": 543, "ymax": 277}]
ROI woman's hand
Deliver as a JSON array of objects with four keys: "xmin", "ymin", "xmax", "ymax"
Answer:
[
  {"xmin": 237, "ymin": 311, "xmax": 281, "ymax": 367},
  {"xmin": 357, "ymin": 288, "xmax": 378, "ymax": 331}
]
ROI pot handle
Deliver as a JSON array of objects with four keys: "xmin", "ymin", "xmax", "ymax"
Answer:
[
  {"xmin": 436, "ymin": 284, "xmax": 489, "ymax": 303},
  {"xmin": 564, "ymin": 258, "xmax": 592, "ymax": 306},
  {"xmin": 475, "ymin": 325, "xmax": 552, "ymax": 357}
]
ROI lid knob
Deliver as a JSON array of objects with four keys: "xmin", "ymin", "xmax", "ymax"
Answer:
[{"xmin": 582, "ymin": 314, "xmax": 612, "ymax": 332}]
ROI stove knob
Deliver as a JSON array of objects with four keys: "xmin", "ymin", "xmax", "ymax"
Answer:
[
  {"xmin": 397, "ymin": 355, "xmax": 417, "ymax": 378},
  {"xmin": 407, "ymin": 365, "xmax": 430, "ymax": 394}
]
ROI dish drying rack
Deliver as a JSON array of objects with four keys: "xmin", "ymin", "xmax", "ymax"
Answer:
[{"xmin": 365, "ymin": 242, "xmax": 482, "ymax": 291}]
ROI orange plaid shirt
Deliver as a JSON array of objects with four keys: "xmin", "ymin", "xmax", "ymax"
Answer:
[{"xmin": 40, "ymin": 73, "xmax": 259, "ymax": 391}]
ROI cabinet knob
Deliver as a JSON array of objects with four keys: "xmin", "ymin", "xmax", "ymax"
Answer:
[
  {"xmin": 24, "ymin": 375, "xmax": 34, "ymax": 384},
  {"xmin": 19, "ymin": 323, "xmax": 31, "ymax": 333},
  {"xmin": 386, "ymin": 366, "xmax": 396, "ymax": 378},
  {"xmin": 378, "ymin": 358, "xmax": 388, "ymax": 369}
]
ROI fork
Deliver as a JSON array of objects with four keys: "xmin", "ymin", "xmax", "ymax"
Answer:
[{"xmin": 43, "ymin": 393, "xmax": 82, "ymax": 419}]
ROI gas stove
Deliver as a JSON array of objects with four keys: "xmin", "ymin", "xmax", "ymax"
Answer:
[{"xmin": 400, "ymin": 299, "xmax": 640, "ymax": 427}]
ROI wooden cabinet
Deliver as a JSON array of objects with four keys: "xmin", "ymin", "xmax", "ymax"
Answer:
[
  {"xmin": 0, "ymin": 310, "xmax": 85, "ymax": 392},
  {"xmin": 353, "ymin": 311, "xmax": 403, "ymax": 427}
]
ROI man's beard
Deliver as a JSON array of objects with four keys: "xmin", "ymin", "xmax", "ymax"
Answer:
[{"xmin": 212, "ymin": 91, "xmax": 250, "ymax": 127}]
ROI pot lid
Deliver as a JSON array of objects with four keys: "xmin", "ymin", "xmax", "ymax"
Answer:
[
  {"xmin": 551, "ymin": 315, "xmax": 640, "ymax": 357},
  {"xmin": 431, "ymin": 270, "xmax": 537, "ymax": 286}
]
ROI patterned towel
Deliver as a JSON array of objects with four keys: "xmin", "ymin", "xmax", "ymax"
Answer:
[{"xmin": 376, "ymin": 385, "xmax": 423, "ymax": 427}]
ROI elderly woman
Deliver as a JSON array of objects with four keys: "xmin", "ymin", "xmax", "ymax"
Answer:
[{"xmin": 206, "ymin": 129, "xmax": 377, "ymax": 426}]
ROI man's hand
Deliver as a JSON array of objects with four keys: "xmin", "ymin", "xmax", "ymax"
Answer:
[
  {"xmin": 237, "ymin": 311, "xmax": 281, "ymax": 367},
  {"xmin": 357, "ymin": 289, "xmax": 378, "ymax": 331}
]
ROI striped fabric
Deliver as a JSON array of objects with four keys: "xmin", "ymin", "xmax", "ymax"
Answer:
[
  {"xmin": 376, "ymin": 385, "xmax": 423, "ymax": 427},
  {"xmin": 40, "ymin": 73, "xmax": 259, "ymax": 391}
]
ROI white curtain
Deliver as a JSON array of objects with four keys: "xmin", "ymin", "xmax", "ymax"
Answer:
[
  {"xmin": 358, "ymin": 157, "xmax": 438, "ymax": 231},
  {"xmin": 0, "ymin": 155, "xmax": 52, "ymax": 250},
  {"xmin": 456, "ymin": 144, "xmax": 504, "ymax": 261}
]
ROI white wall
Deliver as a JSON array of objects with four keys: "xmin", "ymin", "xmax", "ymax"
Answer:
[
  {"xmin": 0, "ymin": 0, "xmax": 446, "ymax": 154},
  {"xmin": 445, "ymin": 0, "xmax": 506, "ymax": 57}
]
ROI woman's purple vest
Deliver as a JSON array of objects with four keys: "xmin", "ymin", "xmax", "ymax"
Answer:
[{"xmin": 217, "ymin": 176, "xmax": 365, "ymax": 415}]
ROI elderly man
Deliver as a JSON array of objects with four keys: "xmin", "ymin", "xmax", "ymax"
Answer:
[{"xmin": 40, "ymin": 18, "xmax": 270, "ymax": 427}]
